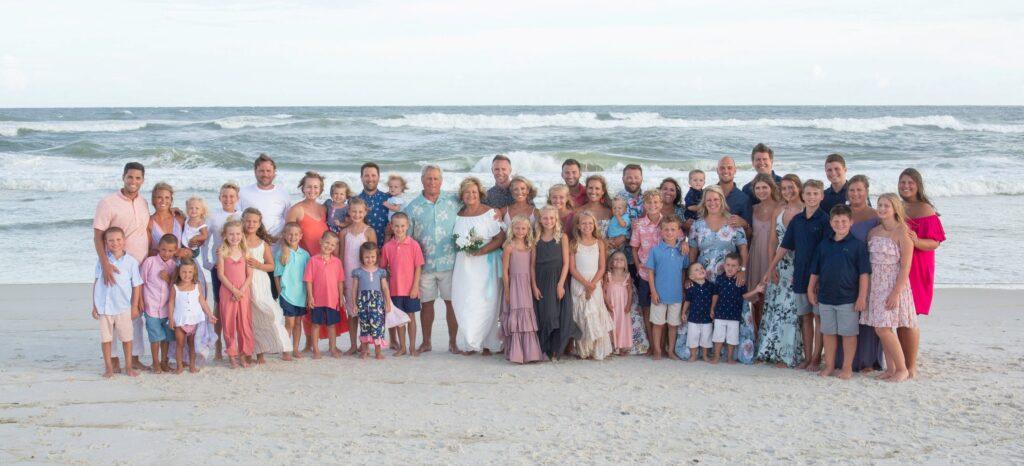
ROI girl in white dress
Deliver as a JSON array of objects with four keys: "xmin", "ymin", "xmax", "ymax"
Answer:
[
  {"xmin": 451, "ymin": 177, "xmax": 507, "ymax": 355},
  {"xmin": 569, "ymin": 211, "xmax": 614, "ymax": 360},
  {"xmin": 168, "ymin": 259, "xmax": 217, "ymax": 374},
  {"xmin": 242, "ymin": 208, "xmax": 292, "ymax": 363}
]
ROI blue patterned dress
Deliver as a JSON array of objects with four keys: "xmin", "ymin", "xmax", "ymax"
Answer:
[
  {"xmin": 353, "ymin": 267, "xmax": 388, "ymax": 347},
  {"xmin": 755, "ymin": 211, "xmax": 804, "ymax": 366}
]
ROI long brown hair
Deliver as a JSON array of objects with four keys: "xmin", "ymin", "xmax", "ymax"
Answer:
[
  {"xmin": 241, "ymin": 207, "xmax": 273, "ymax": 248},
  {"xmin": 583, "ymin": 174, "xmax": 613, "ymax": 208},
  {"xmin": 899, "ymin": 168, "xmax": 935, "ymax": 208},
  {"xmin": 751, "ymin": 173, "xmax": 781, "ymax": 202}
]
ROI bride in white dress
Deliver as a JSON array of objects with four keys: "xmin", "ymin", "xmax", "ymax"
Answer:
[{"xmin": 451, "ymin": 178, "xmax": 507, "ymax": 355}]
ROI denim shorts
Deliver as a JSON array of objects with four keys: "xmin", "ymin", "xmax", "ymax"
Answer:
[
  {"xmin": 390, "ymin": 296, "xmax": 421, "ymax": 314},
  {"xmin": 279, "ymin": 297, "xmax": 307, "ymax": 318},
  {"xmin": 144, "ymin": 315, "xmax": 172, "ymax": 342}
]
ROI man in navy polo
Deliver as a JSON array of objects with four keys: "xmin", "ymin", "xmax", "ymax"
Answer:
[
  {"xmin": 807, "ymin": 204, "xmax": 870, "ymax": 380},
  {"xmin": 762, "ymin": 179, "xmax": 831, "ymax": 371},
  {"xmin": 821, "ymin": 153, "xmax": 849, "ymax": 213},
  {"xmin": 716, "ymin": 156, "xmax": 752, "ymax": 233},
  {"xmin": 742, "ymin": 143, "xmax": 782, "ymax": 205}
]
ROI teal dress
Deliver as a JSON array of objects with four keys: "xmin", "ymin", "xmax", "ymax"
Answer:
[{"xmin": 676, "ymin": 219, "xmax": 755, "ymax": 363}]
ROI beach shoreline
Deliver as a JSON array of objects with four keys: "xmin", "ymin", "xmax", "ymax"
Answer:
[{"xmin": 1, "ymin": 284, "xmax": 1021, "ymax": 463}]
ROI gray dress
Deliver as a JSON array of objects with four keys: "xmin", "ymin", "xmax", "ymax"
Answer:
[{"xmin": 533, "ymin": 238, "xmax": 577, "ymax": 357}]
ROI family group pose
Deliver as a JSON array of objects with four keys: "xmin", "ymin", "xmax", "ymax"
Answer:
[{"xmin": 91, "ymin": 143, "xmax": 945, "ymax": 383}]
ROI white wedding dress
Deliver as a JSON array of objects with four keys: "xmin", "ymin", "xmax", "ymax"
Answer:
[{"xmin": 451, "ymin": 209, "xmax": 504, "ymax": 352}]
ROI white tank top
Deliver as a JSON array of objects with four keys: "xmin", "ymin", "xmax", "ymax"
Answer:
[{"xmin": 173, "ymin": 284, "xmax": 206, "ymax": 326}]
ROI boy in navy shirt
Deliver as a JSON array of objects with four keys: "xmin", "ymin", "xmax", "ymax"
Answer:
[
  {"xmin": 808, "ymin": 205, "xmax": 871, "ymax": 380},
  {"xmin": 683, "ymin": 262, "xmax": 716, "ymax": 362},
  {"xmin": 711, "ymin": 253, "xmax": 764, "ymax": 364},
  {"xmin": 762, "ymin": 179, "xmax": 831, "ymax": 371},
  {"xmin": 683, "ymin": 169, "xmax": 704, "ymax": 224},
  {"xmin": 646, "ymin": 216, "xmax": 689, "ymax": 360}
]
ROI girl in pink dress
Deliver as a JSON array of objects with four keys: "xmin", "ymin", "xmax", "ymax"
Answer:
[
  {"xmin": 863, "ymin": 194, "xmax": 917, "ymax": 383},
  {"xmin": 604, "ymin": 251, "xmax": 634, "ymax": 355},
  {"xmin": 340, "ymin": 198, "xmax": 377, "ymax": 355},
  {"xmin": 216, "ymin": 220, "xmax": 254, "ymax": 369},
  {"xmin": 501, "ymin": 215, "xmax": 544, "ymax": 364},
  {"xmin": 898, "ymin": 168, "xmax": 945, "ymax": 379}
]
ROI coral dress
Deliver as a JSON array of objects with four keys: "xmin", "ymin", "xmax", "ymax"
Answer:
[
  {"xmin": 299, "ymin": 211, "xmax": 328, "ymax": 256},
  {"xmin": 605, "ymin": 272, "xmax": 632, "ymax": 350},
  {"xmin": 501, "ymin": 248, "xmax": 544, "ymax": 364},
  {"xmin": 219, "ymin": 254, "xmax": 253, "ymax": 357},
  {"xmin": 907, "ymin": 215, "xmax": 945, "ymax": 315},
  {"xmin": 862, "ymin": 236, "xmax": 918, "ymax": 328}
]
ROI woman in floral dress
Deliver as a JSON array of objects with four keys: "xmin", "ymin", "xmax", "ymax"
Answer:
[{"xmin": 756, "ymin": 174, "xmax": 805, "ymax": 367}]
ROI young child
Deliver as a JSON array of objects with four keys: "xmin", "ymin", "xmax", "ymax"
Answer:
[
  {"xmin": 182, "ymin": 197, "xmax": 209, "ymax": 262},
  {"xmin": 763, "ymin": 179, "xmax": 831, "ymax": 371},
  {"xmin": 140, "ymin": 234, "xmax": 178, "ymax": 373},
  {"xmin": 683, "ymin": 262, "xmax": 716, "ymax": 362},
  {"xmin": 167, "ymin": 259, "xmax": 217, "ymax": 374},
  {"xmin": 630, "ymin": 189, "xmax": 667, "ymax": 352},
  {"xmin": 217, "ymin": 220, "xmax": 254, "ymax": 369},
  {"xmin": 275, "ymin": 222, "xmax": 311, "ymax": 359},
  {"xmin": 711, "ymin": 253, "xmax": 764, "ymax": 364},
  {"xmin": 547, "ymin": 184, "xmax": 575, "ymax": 233},
  {"xmin": 383, "ymin": 175, "xmax": 408, "ymax": 220},
  {"xmin": 92, "ymin": 227, "xmax": 143, "ymax": 378},
  {"xmin": 206, "ymin": 182, "xmax": 240, "ymax": 360},
  {"xmin": 379, "ymin": 212, "xmax": 424, "ymax": 357},
  {"xmin": 533, "ymin": 205, "xmax": 574, "ymax": 361},
  {"xmin": 569, "ymin": 211, "xmax": 614, "ymax": 360},
  {"xmin": 684, "ymin": 169, "xmax": 705, "ymax": 222},
  {"xmin": 324, "ymin": 180, "xmax": 351, "ymax": 233},
  {"xmin": 808, "ymin": 205, "xmax": 871, "ymax": 380},
  {"xmin": 350, "ymin": 242, "xmax": 391, "ymax": 360},
  {"xmin": 604, "ymin": 251, "xmax": 634, "ymax": 356},
  {"xmin": 645, "ymin": 216, "xmax": 689, "ymax": 360},
  {"xmin": 502, "ymin": 215, "xmax": 544, "ymax": 364},
  {"xmin": 340, "ymin": 198, "xmax": 378, "ymax": 355},
  {"xmin": 303, "ymin": 231, "xmax": 346, "ymax": 359},
  {"xmin": 606, "ymin": 197, "xmax": 631, "ymax": 256}
]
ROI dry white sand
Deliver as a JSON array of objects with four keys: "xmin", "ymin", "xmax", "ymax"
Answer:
[{"xmin": 0, "ymin": 285, "xmax": 1021, "ymax": 464}]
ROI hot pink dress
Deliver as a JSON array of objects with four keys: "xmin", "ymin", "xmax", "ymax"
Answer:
[
  {"xmin": 907, "ymin": 215, "xmax": 945, "ymax": 315},
  {"xmin": 605, "ymin": 272, "xmax": 632, "ymax": 350}
]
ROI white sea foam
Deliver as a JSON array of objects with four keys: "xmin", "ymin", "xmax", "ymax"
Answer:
[
  {"xmin": 0, "ymin": 119, "xmax": 186, "ymax": 137},
  {"xmin": 211, "ymin": 115, "xmax": 300, "ymax": 129},
  {"xmin": 372, "ymin": 112, "xmax": 1024, "ymax": 133}
]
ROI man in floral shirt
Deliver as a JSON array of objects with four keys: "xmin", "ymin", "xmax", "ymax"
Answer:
[
  {"xmin": 403, "ymin": 165, "xmax": 460, "ymax": 354},
  {"xmin": 357, "ymin": 162, "xmax": 390, "ymax": 247}
]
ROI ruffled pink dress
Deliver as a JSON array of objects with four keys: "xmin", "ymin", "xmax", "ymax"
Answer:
[{"xmin": 501, "ymin": 248, "xmax": 544, "ymax": 364}]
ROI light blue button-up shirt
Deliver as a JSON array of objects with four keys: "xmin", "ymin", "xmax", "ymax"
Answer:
[
  {"xmin": 403, "ymin": 191, "xmax": 460, "ymax": 273},
  {"xmin": 94, "ymin": 252, "xmax": 143, "ymax": 315}
]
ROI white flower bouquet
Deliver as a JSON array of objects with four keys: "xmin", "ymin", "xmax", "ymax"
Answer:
[{"xmin": 454, "ymin": 227, "xmax": 485, "ymax": 254}]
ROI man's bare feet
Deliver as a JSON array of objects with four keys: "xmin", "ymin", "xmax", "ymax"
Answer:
[
  {"xmin": 889, "ymin": 370, "xmax": 910, "ymax": 383},
  {"xmin": 330, "ymin": 349, "xmax": 342, "ymax": 359},
  {"xmin": 125, "ymin": 368, "xmax": 139, "ymax": 377},
  {"xmin": 153, "ymin": 365, "xmax": 163, "ymax": 374},
  {"xmin": 393, "ymin": 347, "xmax": 406, "ymax": 357},
  {"xmin": 461, "ymin": 350, "xmax": 477, "ymax": 356},
  {"xmin": 112, "ymin": 364, "xmax": 122, "ymax": 374},
  {"xmin": 410, "ymin": 348, "xmax": 420, "ymax": 357},
  {"xmin": 837, "ymin": 370, "xmax": 853, "ymax": 380},
  {"xmin": 448, "ymin": 344, "xmax": 459, "ymax": 354},
  {"xmin": 132, "ymin": 358, "xmax": 150, "ymax": 371},
  {"xmin": 818, "ymin": 367, "xmax": 835, "ymax": 377},
  {"xmin": 215, "ymin": 351, "xmax": 223, "ymax": 361}
]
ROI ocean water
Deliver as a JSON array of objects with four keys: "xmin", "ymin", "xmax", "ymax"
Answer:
[{"xmin": 0, "ymin": 106, "xmax": 1018, "ymax": 286}]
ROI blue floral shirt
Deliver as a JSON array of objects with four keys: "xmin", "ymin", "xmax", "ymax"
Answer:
[
  {"xmin": 688, "ymin": 219, "xmax": 747, "ymax": 280},
  {"xmin": 358, "ymin": 189, "xmax": 390, "ymax": 247},
  {"xmin": 403, "ymin": 192, "xmax": 460, "ymax": 273}
]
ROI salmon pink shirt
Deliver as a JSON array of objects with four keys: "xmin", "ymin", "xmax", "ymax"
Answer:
[
  {"xmin": 380, "ymin": 235, "xmax": 425, "ymax": 296},
  {"xmin": 94, "ymin": 190, "xmax": 151, "ymax": 263},
  {"xmin": 303, "ymin": 254, "xmax": 345, "ymax": 309}
]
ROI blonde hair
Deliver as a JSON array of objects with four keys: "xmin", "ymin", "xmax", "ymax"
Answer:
[
  {"xmin": 297, "ymin": 171, "xmax": 325, "ymax": 196},
  {"xmin": 217, "ymin": 220, "xmax": 247, "ymax": 260},
  {"xmin": 458, "ymin": 177, "xmax": 487, "ymax": 204},
  {"xmin": 152, "ymin": 182, "xmax": 174, "ymax": 198},
  {"xmin": 570, "ymin": 210, "xmax": 605, "ymax": 253},
  {"xmin": 387, "ymin": 174, "xmax": 408, "ymax": 192},
  {"xmin": 509, "ymin": 175, "xmax": 538, "ymax": 202},
  {"xmin": 535, "ymin": 205, "xmax": 564, "ymax": 243},
  {"xmin": 697, "ymin": 185, "xmax": 731, "ymax": 218},
  {"xmin": 278, "ymin": 222, "xmax": 302, "ymax": 266},
  {"xmin": 185, "ymin": 197, "xmax": 208, "ymax": 221},
  {"xmin": 503, "ymin": 215, "xmax": 537, "ymax": 250},
  {"xmin": 220, "ymin": 182, "xmax": 240, "ymax": 194},
  {"xmin": 547, "ymin": 184, "xmax": 573, "ymax": 209},
  {"xmin": 642, "ymin": 188, "xmax": 660, "ymax": 204},
  {"xmin": 877, "ymin": 193, "xmax": 908, "ymax": 227}
]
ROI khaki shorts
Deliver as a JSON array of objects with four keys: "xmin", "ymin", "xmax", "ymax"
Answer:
[
  {"xmin": 419, "ymin": 270, "xmax": 453, "ymax": 302},
  {"xmin": 650, "ymin": 302, "xmax": 682, "ymax": 326},
  {"xmin": 99, "ymin": 312, "xmax": 133, "ymax": 343}
]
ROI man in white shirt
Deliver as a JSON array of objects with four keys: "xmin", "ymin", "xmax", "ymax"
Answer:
[{"xmin": 239, "ymin": 153, "xmax": 291, "ymax": 240}]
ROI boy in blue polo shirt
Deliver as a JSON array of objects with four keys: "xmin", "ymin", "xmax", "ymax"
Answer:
[
  {"xmin": 646, "ymin": 216, "xmax": 689, "ymax": 360},
  {"xmin": 92, "ymin": 227, "xmax": 143, "ymax": 378},
  {"xmin": 763, "ymin": 179, "xmax": 831, "ymax": 371},
  {"xmin": 808, "ymin": 205, "xmax": 870, "ymax": 380}
]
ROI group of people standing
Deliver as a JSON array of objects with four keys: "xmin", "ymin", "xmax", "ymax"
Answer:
[{"xmin": 90, "ymin": 144, "xmax": 945, "ymax": 382}]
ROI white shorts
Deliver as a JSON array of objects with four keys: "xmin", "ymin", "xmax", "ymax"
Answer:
[
  {"xmin": 712, "ymin": 319, "xmax": 739, "ymax": 345},
  {"xmin": 686, "ymin": 322, "xmax": 713, "ymax": 349},
  {"xmin": 650, "ymin": 302, "xmax": 682, "ymax": 326},
  {"xmin": 419, "ymin": 270, "xmax": 453, "ymax": 302}
]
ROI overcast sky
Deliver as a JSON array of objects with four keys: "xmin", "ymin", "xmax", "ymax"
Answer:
[{"xmin": 2, "ymin": 0, "xmax": 1022, "ymax": 107}]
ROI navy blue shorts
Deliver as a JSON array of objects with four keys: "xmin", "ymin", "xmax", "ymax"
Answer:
[
  {"xmin": 279, "ymin": 297, "xmax": 307, "ymax": 318},
  {"xmin": 636, "ymin": 277, "xmax": 652, "ymax": 308},
  {"xmin": 391, "ymin": 296, "xmax": 421, "ymax": 314},
  {"xmin": 310, "ymin": 307, "xmax": 341, "ymax": 326}
]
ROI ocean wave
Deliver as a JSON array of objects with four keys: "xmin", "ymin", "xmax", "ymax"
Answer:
[
  {"xmin": 372, "ymin": 112, "xmax": 1024, "ymax": 133},
  {"xmin": 0, "ymin": 218, "xmax": 92, "ymax": 232},
  {"xmin": 210, "ymin": 115, "xmax": 300, "ymax": 129},
  {"xmin": 0, "ymin": 114, "xmax": 304, "ymax": 136}
]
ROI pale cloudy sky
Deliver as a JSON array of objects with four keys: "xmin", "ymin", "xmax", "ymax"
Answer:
[{"xmin": 2, "ymin": 0, "xmax": 1022, "ymax": 107}]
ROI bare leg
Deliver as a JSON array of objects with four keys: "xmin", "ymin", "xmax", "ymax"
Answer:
[
  {"xmin": 408, "ymin": 313, "xmax": 419, "ymax": 357},
  {"xmin": 284, "ymin": 316, "xmax": 297, "ymax": 361},
  {"xmin": 727, "ymin": 345, "xmax": 737, "ymax": 364},
  {"xmin": 329, "ymin": 327, "xmax": 341, "ymax": 358},
  {"xmin": 418, "ymin": 301, "xmax": 435, "ymax": 353},
  {"xmin": 123, "ymin": 341, "xmax": 139, "ymax": 376},
  {"xmin": 110, "ymin": 356, "xmax": 121, "ymax": 373},
  {"xmin": 711, "ymin": 342, "xmax": 722, "ymax": 364},
  {"xmin": 838, "ymin": 336, "xmax": 856, "ymax": 379},
  {"xmin": 311, "ymin": 325, "xmax": 323, "ymax": 359},
  {"xmin": 819, "ymin": 334, "xmax": 836, "ymax": 377},
  {"xmin": 798, "ymin": 314, "xmax": 814, "ymax": 370},
  {"xmin": 642, "ymin": 307, "xmax": 652, "ymax": 355},
  {"xmin": 394, "ymin": 326, "xmax": 407, "ymax": 356},
  {"xmin": 651, "ymin": 324, "xmax": 664, "ymax": 360},
  {"xmin": 101, "ymin": 342, "xmax": 114, "ymax": 378},
  {"xmin": 897, "ymin": 326, "xmax": 920, "ymax": 379},
  {"xmin": 345, "ymin": 316, "xmax": 360, "ymax": 355},
  {"xmin": 160, "ymin": 342, "xmax": 170, "ymax": 371},
  {"xmin": 875, "ymin": 327, "xmax": 908, "ymax": 382},
  {"xmin": 187, "ymin": 335, "xmax": 199, "ymax": 373},
  {"xmin": 375, "ymin": 344, "xmax": 384, "ymax": 360},
  {"xmin": 444, "ymin": 300, "xmax": 458, "ymax": 354},
  {"xmin": 666, "ymin": 325, "xmax": 679, "ymax": 360},
  {"xmin": 688, "ymin": 347, "xmax": 697, "ymax": 362},
  {"xmin": 174, "ymin": 329, "xmax": 186, "ymax": 374},
  {"xmin": 151, "ymin": 341, "xmax": 163, "ymax": 374}
]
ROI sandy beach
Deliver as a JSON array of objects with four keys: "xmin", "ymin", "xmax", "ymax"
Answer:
[{"xmin": 0, "ymin": 284, "xmax": 1021, "ymax": 464}]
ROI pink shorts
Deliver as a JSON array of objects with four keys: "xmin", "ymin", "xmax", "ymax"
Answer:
[
  {"xmin": 179, "ymin": 324, "xmax": 197, "ymax": 336},
  {"xmin": 99, "ymin": 312, "xmax": 133, "ymax": 343}
]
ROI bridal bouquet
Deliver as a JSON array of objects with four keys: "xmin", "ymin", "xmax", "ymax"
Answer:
[{"xmin": 454, "ymin": 227, "xmax": 485, "ymax": 254}]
